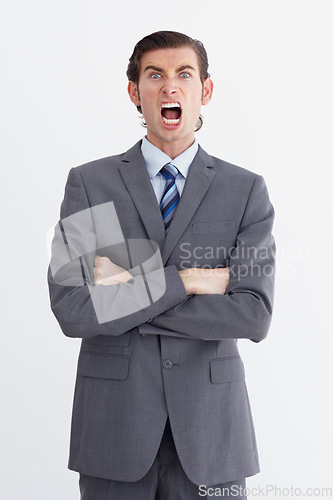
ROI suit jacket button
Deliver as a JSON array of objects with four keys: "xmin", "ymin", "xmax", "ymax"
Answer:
[{"xmin": 163, "ymin": 359, "xmax": 173, "ymax": 370}]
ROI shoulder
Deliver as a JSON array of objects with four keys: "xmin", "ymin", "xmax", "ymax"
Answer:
[
  {"xmin": 201, "ymin": 150, "xmax": 274, "ymax": 223},
  {"xmin": 198, "ymin": 146, "xmax": 263, "ymax": 192},
  {"xmin": 207, "ymin": 152, "xmax": 258, "ymax": 182},
  {"xmin": 73, "ymin": 151, "xmax": 125, "ymax": 176},
  {"xmin": 197, "ymin": 147, "xmax": 274, "ymax": 211},
  {"xmin": 71, "ymin": 139, "xmax": 142, "ymax": 179}
]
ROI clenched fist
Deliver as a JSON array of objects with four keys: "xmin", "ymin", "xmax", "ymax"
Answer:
[{"xmin": 93, "ymin": 256, "xmax": 133, "ymax": 286}]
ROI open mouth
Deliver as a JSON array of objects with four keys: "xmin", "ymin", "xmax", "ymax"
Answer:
[{"xmin": 161, "ymin": 102, "xmax": 182, "ymax": 125}]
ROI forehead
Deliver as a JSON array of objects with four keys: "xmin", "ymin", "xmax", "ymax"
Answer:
[{"xmin": 139, "ymin": 46, "xmax": 199, "ymax": 74}]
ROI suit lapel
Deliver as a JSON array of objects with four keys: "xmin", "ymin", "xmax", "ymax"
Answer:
[
  {"xmin": 119, "ymin": 140, "xmax": 166, "ymax": 252},
  {"xmin": 119, "ymin": 140, "xmax": 215, "ymax": 265}
]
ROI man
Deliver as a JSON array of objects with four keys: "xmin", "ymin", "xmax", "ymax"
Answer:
[{"xmin": 48, "ymin": 31, "xmax": 275, "ymax": 499}]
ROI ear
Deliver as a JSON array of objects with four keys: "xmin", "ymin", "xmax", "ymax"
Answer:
[
  {"xmin": 128, "ymin": 81, "xmax": 141, "ymax": 106},
  {"xmin": 201, "ymin": 78, "xmax": 213, "ymax": 106}
]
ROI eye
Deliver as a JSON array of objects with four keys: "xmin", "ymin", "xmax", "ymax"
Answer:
[
  {"xmin": 180, "ymin": 72, "xmax": 190, "ymax": 78},
  {"xmin": 151, "ymin": 73, "xmax": 162, "ymax": 79}
]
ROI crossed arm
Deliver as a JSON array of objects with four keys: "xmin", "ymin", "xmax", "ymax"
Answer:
[
  {"xmin": 93, "ymin": 255, "xmax": 230, "ymax": 296},
  {"xmin": 48, "ymin": 167, "xmax": 275, "ymax": 343}
]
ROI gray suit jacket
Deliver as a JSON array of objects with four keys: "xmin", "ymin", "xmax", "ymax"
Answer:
[{"xmin": 47, "ymin": 139, "xmax": 275, "ymax": 486}]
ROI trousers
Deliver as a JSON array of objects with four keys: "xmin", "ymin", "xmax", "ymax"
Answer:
[{"xmin": 79, "ymin": 417, "xmax": 247, "ymax": 499}]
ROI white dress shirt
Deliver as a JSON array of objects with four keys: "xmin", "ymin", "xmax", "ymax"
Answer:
[{"xmin": 141, "ymin": 135, "xmax": 199, "ymax": 203}]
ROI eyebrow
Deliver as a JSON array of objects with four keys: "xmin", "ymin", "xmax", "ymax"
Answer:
[{"xmin": 143, "ymin": 64, "xmax": 196, "ymax": 73}]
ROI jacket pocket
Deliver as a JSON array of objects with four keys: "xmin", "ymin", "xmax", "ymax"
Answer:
[
  {"xmin": 209, "ymin": 355, "xmax": 245, "ymax": 384},
  {"xmin": 83, "ymin": 331, "xmax": 132, "ymax": 348},
  {"xmin": 78, "ymin": 352, "xmax": 130, "ymax": 380}
]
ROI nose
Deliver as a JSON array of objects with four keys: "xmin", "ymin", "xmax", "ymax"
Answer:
[{"xmin": 161, "ymin": 77, "xmax": 179, "ymax": 96}]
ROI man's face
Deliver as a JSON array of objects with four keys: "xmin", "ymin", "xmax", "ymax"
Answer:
[{"xmin": 128, "ymin": 46, "xmax": 213, "ymax": 154}]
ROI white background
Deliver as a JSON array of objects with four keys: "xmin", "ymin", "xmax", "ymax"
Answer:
[{"xmin": 1, "ymin": 1, "xmax": 333, "ymax": 499}]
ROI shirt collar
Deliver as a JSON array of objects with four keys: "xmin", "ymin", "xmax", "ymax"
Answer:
[{"xmin": 141, "ymin": 135, "xmax": 199, "ymax": 179}]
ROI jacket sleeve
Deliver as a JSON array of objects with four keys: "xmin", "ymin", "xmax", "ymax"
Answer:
[
  {"xmin": 47, "ymin": 167, "xmax": 188, "ymax": 339},
  {"xmin": 139, "ymin": 174, "xmax": 275, "ymax": 342}
]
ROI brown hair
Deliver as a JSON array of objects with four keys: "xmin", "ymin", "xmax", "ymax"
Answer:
[{"xmin": 127, "ymin": 30, "xmax": 210, "ymax": 118}]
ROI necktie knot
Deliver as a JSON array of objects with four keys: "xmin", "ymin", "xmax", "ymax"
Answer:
[{"xmin": 160, "ymin": 163, "xmax": 179, "ymax": 181}]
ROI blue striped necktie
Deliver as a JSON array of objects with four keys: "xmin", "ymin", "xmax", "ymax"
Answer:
[{"xmin": 159, "ymin": 163, "xmax": 180, "ymax": 232}]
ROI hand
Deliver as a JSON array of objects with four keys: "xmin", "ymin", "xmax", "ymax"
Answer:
[
  {"xmin": 178, "ymin": 267, "xmax": 230, "ymax": 295},
  {"xmin": 93, "ymin": 256, "xmax": 133, "ymax": 286}
]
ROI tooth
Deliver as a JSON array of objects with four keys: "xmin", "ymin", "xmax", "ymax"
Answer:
[
  {"xmin": 162, "ymin": 117, "xmax": 180, "ymax": 124},
  {"xmin": 162, "ymin": 102, "xmax": 180, "ymax": 108}
]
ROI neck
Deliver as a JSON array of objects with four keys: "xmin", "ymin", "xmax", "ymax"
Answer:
[{"xmin": 146, "ymin": 132, "xmax": 195, "ymax": 159}]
